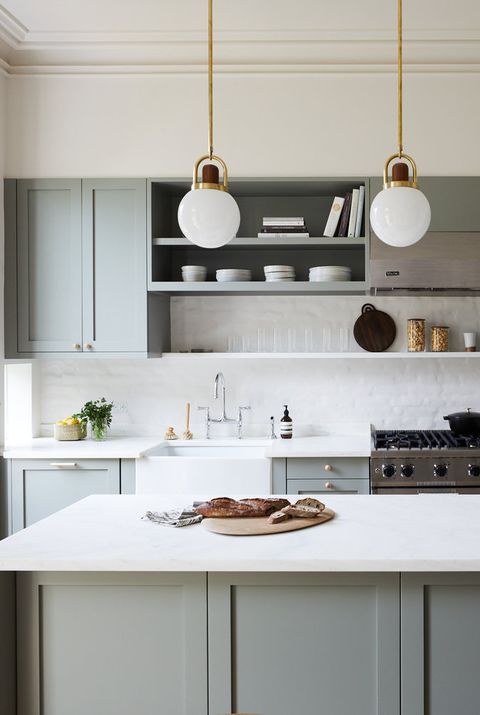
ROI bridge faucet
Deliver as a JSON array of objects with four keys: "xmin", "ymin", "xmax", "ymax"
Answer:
[{"xmin": 198, "ymin": 372, "xmax": 251, "ymax": 438}]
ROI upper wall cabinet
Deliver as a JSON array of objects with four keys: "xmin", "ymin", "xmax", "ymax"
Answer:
[
  {"xmin": 15, "ymin": 179, "xmax": 83, "ymax": 353},
  {"xmin": 82, "ymin": 179, "xmax": 147, "ymax": 352},
  {"xmin": 369, "ymin": 177, "xmax": 480, "ymax": 232},
  {"xmin": 5, "ymin": 179, "xmax": 168, "ymax": 358}
]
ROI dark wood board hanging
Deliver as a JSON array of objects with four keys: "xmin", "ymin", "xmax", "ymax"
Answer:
[{"xmin": 353, "ymin": 303, "xmax": 396, "ymax": 352}]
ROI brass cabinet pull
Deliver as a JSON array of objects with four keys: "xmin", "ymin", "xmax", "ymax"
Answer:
[
  {"xmin": 72, "ymin": 343, "xmax": 81, "ymax": 350},
  {"xmin": 324, "ymin": 464, "xmax": 333, "ymax": 472},
  {"xmin": 84, "ymin": 343, "xmax": 93, "ymax": 350},
  {"xmin": 325, "ymin": 481, "xmax": 334, "ymax": 489}
]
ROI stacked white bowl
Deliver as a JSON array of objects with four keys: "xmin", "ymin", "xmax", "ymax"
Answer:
[
  {"xmin": 309, "ymin": 265, "xmax": 352, "ymax": 282},
  {"xmin": 216, "ymin": 268, "xmax": 252, "ymax": 282},
  {"xmin": 182, "ymin": 265, "xmax": 207, "ymax": 282},
  {"xmin": 264, "ymin": 265, "xmax": 296, "ymax": 282}
]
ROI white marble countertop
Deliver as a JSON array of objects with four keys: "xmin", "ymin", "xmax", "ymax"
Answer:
[
  {"xmin": 2, "ymin": 437, "xmax": 162, "ymax": 460},
  {"xmin": 1, "ymin": 493, "xmax": 479, "ymax": 572},
  {"xmin": 3, "ymin": 423, "xmax": 372, "ymax": 459}
]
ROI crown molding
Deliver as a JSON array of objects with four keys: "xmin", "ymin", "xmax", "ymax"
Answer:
[
  {"xmin": 1, "ymin": 25, "xmax": 480, "ymax": 75},
  {"xmin": 0, "ymin": 4, "xmax": 27, "ymax": 46}
]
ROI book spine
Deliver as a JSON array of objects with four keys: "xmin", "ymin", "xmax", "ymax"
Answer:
[
  {"xmin": 354, "ymin": 185, "xmax": 365, "ymax": 238},
  {"xmin": 323, "ymin": 196, "xmax": 345, "ymax": 238},
  {"xmin": 347, "ymin": 189, "xmax": 359, "ymax": 238},
  {"xmin": 337, "ymin": 193, "xmax": 352, "ymax": 237},
  {"xmin": 263, "ymin": 218, "xmax": 304, "ymax": 226},
  {"xmin": 257, "ymin": 233, "xmax": 310, "ymax": 238},
  {"xmin": 260, "ymin": 227, "xmax": 306, "ymax": 233}
]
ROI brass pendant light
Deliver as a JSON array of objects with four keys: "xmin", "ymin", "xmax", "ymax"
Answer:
[
  {"xmin": 177, "ymin": 0, "xmax": 240, "ymax": 249},
  {"xmin": 370, "ymin": 0, "xmax": 431, "ymax": 247}
]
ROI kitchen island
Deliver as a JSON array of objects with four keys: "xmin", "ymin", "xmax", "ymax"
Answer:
[{"xmin": 1, "ymin": 493, "xmax": 479, "ymax": 715}]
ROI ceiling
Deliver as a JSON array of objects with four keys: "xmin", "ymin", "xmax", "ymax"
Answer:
[{"xmin": 0, "ymin": 0, "xmax": 479, "ymax": 75}]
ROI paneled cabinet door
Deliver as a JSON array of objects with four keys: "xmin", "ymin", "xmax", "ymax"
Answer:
[
  {"xmin": 208, "ymin": 573, "xmax": 400, "ymax": 715},
  {"xmin": 11, "ymin": 458, "xmax": 120, "ymax": 531},
  {"xmin": 82, "ymin": 179, "xmax": 147, "ymax": 352},
  {"xmin": 16, "ymin": 179, "xmax": 83, "ymax": 353},
  {"xmin": 17, "ymin": 572, "xmax": 208, "ymax": 715},
  {"xmin": 286, "ymin": 477, "xmax": 370, "ymax": 495},
  {"xmin": 402, "ymin": 573, "xmax": 480, "ymax": 715}
]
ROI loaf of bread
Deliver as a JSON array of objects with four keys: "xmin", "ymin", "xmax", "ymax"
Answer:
[
  {"xmin": 295, "ymin": 497, "xmax": 325, "ymax": 512},
  {"xmin": 281, "ymin": 504, "xmax": 324, "ymax": 518},
  {"xmin": 195, "ymin": 497, "xmax": 291, "ymax": 518}
]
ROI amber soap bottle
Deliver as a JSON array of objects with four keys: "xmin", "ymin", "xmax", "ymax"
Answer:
[{"xmin": 280, "ymin": 405, "xmax": 293, "ymax": 439}]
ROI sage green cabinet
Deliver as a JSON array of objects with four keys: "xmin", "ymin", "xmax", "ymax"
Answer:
[
  {"xmin": 5, "ymin": 178, "xmax": 160, "ymax": 357},
  {"xmin": 8, "ymin": 458, "xmax": 137, "ymax": 532},
  {"xmin": 15, "ymin": 179, "xmax": 83, "ymax": 353},
  {"xmin": 10, "ymin": 458, "xmax": 121, "ymax": 531},
  {"xmin": 82, "ymin": 179, "xmax": 147, "ymax": 353},
  {"xmin": 208, "ymin": 572, "xmax": 400, "ymax": 715},
  {"xmin": 272, "ymin": 457, "xmax": 370, "ymax": 494},
  {"xmin": 402, "ymin": 573, "xmax": 480, "ymax": 715},
  {"xmin": 287, "ymin": 477, "xmax": 370, "ymax": 495},
  {"xmin": 370, "ymin": 177, "xmax": 480, "ymax": 232},
  {"xmin": 17, "ymin": 572, "xmax": 208, "ymax": 715}
]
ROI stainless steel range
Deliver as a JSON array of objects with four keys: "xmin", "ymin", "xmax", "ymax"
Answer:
[{"xmin": 371, "ymin": 430, "xmax": 480, "ymax": 493}]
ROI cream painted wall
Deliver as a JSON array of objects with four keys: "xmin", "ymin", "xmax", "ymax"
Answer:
[{"xmin": 5, "ymin": 72, "xmax": 480, "ymax": 177}]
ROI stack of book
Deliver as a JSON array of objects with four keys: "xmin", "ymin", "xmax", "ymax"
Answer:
[
  {"xmin": 258, "ymin": 217, "xmax": 309, "ymax": 239},
  {"xmin": 323, "ymin": 186, "xmax": 365, "ymax": 238}
]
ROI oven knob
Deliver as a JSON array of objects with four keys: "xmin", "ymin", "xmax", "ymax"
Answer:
[
  {"xmin": 433, "ymin": 464, "xmax": 448, "ymax": 478},
  {"xmin": 382, "ymin": 464, "xmax": 396, "ymax": 478},
  {"xmin": 401, "ymin": 464, "xmax": 415, "ymax": 478},
  {"xmin": 468, "ymin": 464, "xmax": 480, "ymax": 477}
]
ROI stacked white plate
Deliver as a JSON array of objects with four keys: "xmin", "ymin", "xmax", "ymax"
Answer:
[
  {"xmin": 264, "ymin": 265, "xmax": 296, "ymax": 282},
  {"xmin": 309, "ymin": 265, "xmax": 352, "ymax": 282},
  {"xmin": 216, "ymin": 268, "xmax": 252, "ymax": 282},
  {"xmin": 182, "ymin": 265, "xmax": 207, "ymax": 282}
]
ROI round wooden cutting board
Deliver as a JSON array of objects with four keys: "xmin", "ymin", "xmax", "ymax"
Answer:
[
  {"xmin": 202, "ymin": 508, "xmax": 335, "ymax": 536},
  {"xmin": 353, "ymin": 303, "xmax": 396, "ymax": 352}
]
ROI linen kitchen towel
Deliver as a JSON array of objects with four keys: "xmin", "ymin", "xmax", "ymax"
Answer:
[{"xmin": 143, "ymin": 507, "xmax": 202, "ymax": 527}]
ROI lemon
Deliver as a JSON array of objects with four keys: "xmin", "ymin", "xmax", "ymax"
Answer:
[
  {"xmin": 56, "ymin": 420, "xmax": 65, "ymax": 426},
  {"xmin": 65, "ymin": 418, "xmax": 75, "ymax": 426}
]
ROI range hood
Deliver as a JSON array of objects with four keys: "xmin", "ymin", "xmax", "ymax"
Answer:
[{"xmin": 370, "ymin": 231, "xmax": 480, "ymax": 294}]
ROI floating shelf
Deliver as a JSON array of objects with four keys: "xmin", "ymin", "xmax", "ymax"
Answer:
[
  {"xmin": 152, "ymin": 237, "xmax": 366, "ymax": 248},
  {"xmin": 161, "ymin": 352, "xmax": 480, "ymax": 359},
  {"xmin": 148, "ymin": 281, "xmax": 368, "ymax": 296}
]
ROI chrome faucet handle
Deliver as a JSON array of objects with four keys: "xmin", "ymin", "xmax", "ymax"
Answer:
[
  {"xmin": 270, "ymin": 416, "xmax": 278, "ymax": 439},
  {"xmin": 237, "ymin": 406, "xmax": 251, "ymax": 440},
  {"xmin": 197, "ymin": 406, "xmax": 210, "ymax": 439}
]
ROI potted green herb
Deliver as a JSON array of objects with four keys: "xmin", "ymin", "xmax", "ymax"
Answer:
[{"xmin": 74, "ymin": 398, "xmax": 114, "ymax": 441}]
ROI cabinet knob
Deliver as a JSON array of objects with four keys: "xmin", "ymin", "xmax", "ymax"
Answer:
[
  {"xmin": 84, "ymin": 343, "xmax": 93, "ymax": 350},
  {"xmin": 73, "ymin": 343, "xmax": 81, "ymax": 350},
  {"xmin": 325, "ymin": 481, "xmax": 333, "ymax": 489},
  {"xmin": 324, "ymin": 464, "xmax": 333, "ymax": 472}
]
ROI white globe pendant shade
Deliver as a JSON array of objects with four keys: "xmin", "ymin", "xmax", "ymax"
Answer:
[
  {"xmin": 178, "ymin": 188, "xmax": 241, "ymax": 249},
  {"xmin": 370, "ymin": 185, "xmax": 431, "ymax": 247}
]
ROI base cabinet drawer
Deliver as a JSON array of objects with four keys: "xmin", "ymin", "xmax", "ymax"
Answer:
[
  {"xmin": 287, "ymin": 478, "xmax": 370, "ymax": 495},
  {"xmin": 11, "ymin": 458, "xmax": 121, "ymax": 531},
  {"xmin": 287, "ymin": 457, "xmax": 369, "ymax": 480}
]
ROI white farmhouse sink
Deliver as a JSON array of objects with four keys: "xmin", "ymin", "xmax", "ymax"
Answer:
[{"xmin": 136, "ymin": 443, "xmax": 271, "ymax": 495}]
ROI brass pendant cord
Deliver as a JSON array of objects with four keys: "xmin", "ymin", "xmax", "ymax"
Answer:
[
  {"xmin": 208, "ymin": 0, "xmax": 213, "ymax": 160},
  {"xmin": 398, "ymin": 0, "xmax": 403, "ymax": 157}
]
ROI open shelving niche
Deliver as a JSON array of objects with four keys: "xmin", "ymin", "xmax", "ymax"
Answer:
[{"xmin": 147, "ymin": 177, "xmax": 369, "ymax": 295}]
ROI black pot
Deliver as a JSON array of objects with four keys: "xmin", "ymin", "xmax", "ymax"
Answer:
[{"xmin": 443, "ymin": 408, "xmax": 480, "ymax": 436}]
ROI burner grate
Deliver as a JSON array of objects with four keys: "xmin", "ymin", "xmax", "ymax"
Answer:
[{"xmin": 373, "ymin": 429, "xmax": 480, "ymax": 450}]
